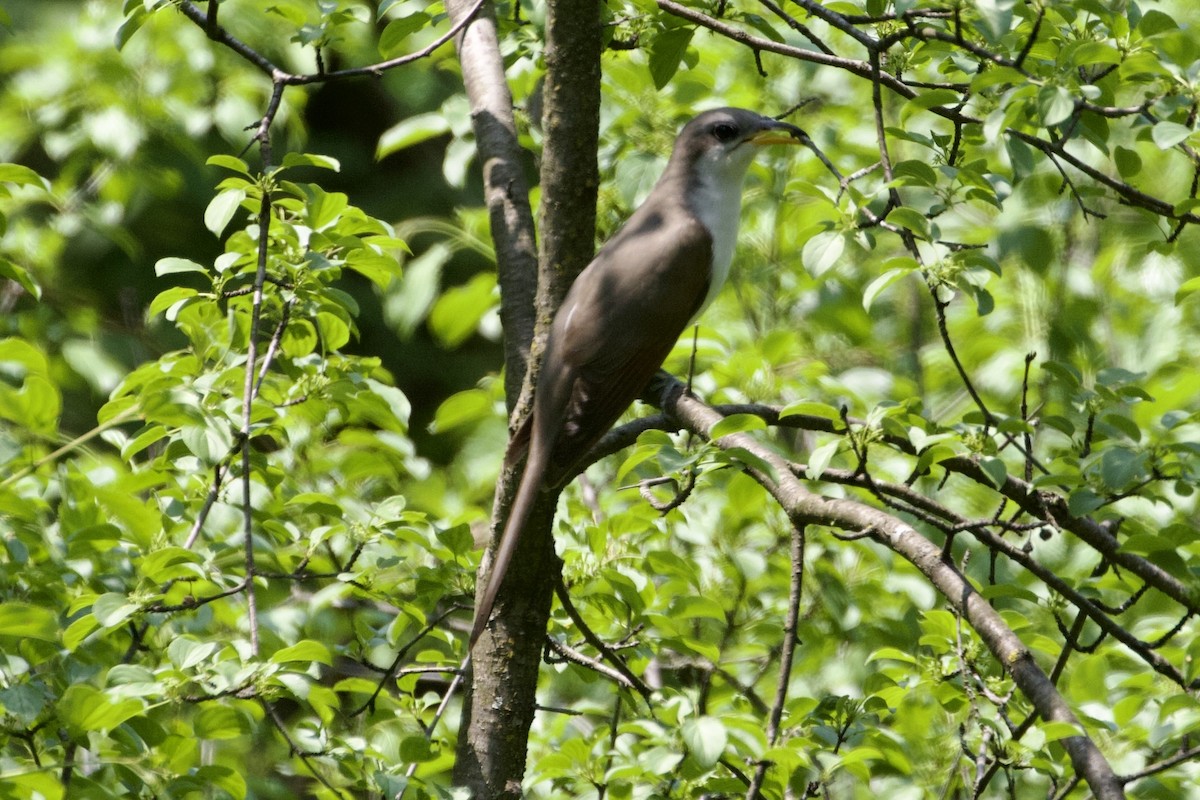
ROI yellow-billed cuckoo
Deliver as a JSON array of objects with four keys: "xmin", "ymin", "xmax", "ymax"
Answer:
[{"xmin": 471, "ymin": 107, "xmax": 805, "ymax": 649}]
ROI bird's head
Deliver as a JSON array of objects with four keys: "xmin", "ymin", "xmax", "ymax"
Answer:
[{"xmin": 673, "ymin": 107, "xmax": 806, "ymax": 184}]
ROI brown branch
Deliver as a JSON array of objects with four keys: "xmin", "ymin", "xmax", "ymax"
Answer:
[
  {"xmin": 655, "ymin": 0, "xmax": 1200, "ymax": 227},
  {"xmin": 262, "ymin": 700, "xmax": 351, "ymax": 800},
  {"xmin": 177, "ymin": 0, "xmax": 488, "ymax": 85},
  {"xmin": 450, "ymin": 1, "xmax": 602, "ymax": 795},
  {"xmin": 643, "ymin": 376, "xmax": 1126, "ymax": 799},
  {"xmin": 349, "ymin": 604, "xmax": 466, "ymax": 716},
  {"xmin": 594, "ymin": 398, "xmax": 1199, "ymax": 617},
  {"xmin": 176, "ymin": 2, "xmax": 280, "ymax": 76},
  {"xmin": 1121, "ymin": 742, "xmax": 1200, "ymax": 786},
  {"xmin": 552, "ymin": 575, "xmax": 654, "ymax": 703},
  {"xmin": 747, "ymin": 524, "xmax": 806, "ymax": 799},
  {"xmin": 448, "ymin": 0, "xmax": 539, "ymax": 407},
  {"xmin": 544, "ymin": 635, "xmax": 640, "ymax": 690}
]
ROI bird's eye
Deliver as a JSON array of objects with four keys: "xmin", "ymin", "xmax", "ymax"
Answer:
[{"xmin": 711, "ymin": 122, "xmax": 739, "ymax": 142}]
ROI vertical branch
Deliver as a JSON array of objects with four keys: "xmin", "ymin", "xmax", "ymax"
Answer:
[
  {"xmin": 447, "ymin": 0, "xmax": 539, "ymax": 410},
  {"xmin": 868, "ymin": 44, "xmax": 994, "ymax": 428},
  {"xmin": 238, "ymin": 79, "xmax": 286, "ymax": 656},
  {"xmin": 747, "ymin": 524, "xmax": 807, "ymax": 799},
  {"xmin": 1021, "ymin": 352, "xmax": 1036, "ymax": 482},
  {"xmin": 204, "ymin": 0, "xmax": 219, "ymax": 38},
  {"xmin": 448, "ymin": 0, "xmax": 602, "ymax": 795},
  {"xmin": 535, "ymin": 2, "xmax": 602, "ymax": 306}
]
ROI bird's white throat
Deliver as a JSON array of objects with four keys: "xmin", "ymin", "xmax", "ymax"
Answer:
[{"xmin": 688, "ymin": 147, "xmax": 758, "ymax": 318}]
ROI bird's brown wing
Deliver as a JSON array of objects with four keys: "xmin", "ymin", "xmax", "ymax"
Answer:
[
  {"xmin": 541, "ymin": 210, "xmax": 713, "ymax": 486},
  {"xmin": 470, "ymin": 209, "xmax": 711, "ymax": 649}
]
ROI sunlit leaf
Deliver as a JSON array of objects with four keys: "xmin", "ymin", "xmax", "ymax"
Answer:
[
  {"xmin": 377, "ymin": 113, "xmax": 452, "ymax": 160},
  {"xmin": 204, "ymin": 188, "xmax": 247, "ymax": 236},
  {"xmin": 681, "ymin": 716, "xmax": 727, "ymax": 768},
  {"xmin": 0, "ymin": 603, "xmax": 57, "ymax": 642}
]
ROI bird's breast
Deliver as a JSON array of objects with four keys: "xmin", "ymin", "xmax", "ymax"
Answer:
[{"xmin": 687, "ymin": 174, "xmax": 744, "ymax": 318}]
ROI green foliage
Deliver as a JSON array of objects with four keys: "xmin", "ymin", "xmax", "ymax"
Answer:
[{"xmin": 3, "ymin": 0, "xmax": 1200, "ymax": 798}]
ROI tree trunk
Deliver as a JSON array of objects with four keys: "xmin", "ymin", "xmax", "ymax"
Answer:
[{"xmin": 449, "ymin": 0, "xmax": 602, "ymax": 796}]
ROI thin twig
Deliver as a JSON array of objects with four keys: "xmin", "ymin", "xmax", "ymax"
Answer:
[
  {"xmin": 747, "ymin": 525, "xmax": 806, "ymax": 799},
  {"xmin": 553, "ymin": 576, "xmax": 654, "ymax": 704},
  {"xmin": 177, "ymin": 0, "xmax": 487, "ymax": 84}
]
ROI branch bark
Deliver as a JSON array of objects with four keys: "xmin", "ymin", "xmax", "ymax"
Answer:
[
  {"xmin": 645, "ymin": 376, "xmax": 1126, "ymax": 800},
  {"xmin": 446, "ymin": 1, "xmax": 543, "ymax": 795},
  {"xmin": 446, "ymin": 0, "xmax": 538, "ymax": 409},
  {"xmin": 449, "ymin": 0, "xmax": 602, "ymax": 796}
]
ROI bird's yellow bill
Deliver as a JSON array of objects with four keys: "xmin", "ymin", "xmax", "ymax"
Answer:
[{"xmin": 749, "ymin": 130, "xmax": 804, "ymax": 146}]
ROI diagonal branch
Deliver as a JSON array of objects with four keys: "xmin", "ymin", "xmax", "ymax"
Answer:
[
  {"xmin": 177, "ymin": 0, "xmax": 488, "ymax": 85},
  {"xmin": 655, "ymin": 0, "xmax": 1200, "ymax": 227},
  {"xmin": 642, "ymin": 376, "xmax": 1126, "ymax": 800}
]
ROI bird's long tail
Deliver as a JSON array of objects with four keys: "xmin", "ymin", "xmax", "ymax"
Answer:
[{"xmin": 469, "ymin": 439, "xmax": 549, "ymax": 650}]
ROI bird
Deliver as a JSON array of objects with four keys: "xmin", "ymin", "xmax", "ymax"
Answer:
[{"xmin": 470, "ymin": 107, "xmax": 806, "ymax": 649}]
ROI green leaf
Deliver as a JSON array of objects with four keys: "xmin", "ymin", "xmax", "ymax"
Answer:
[
  {"xmin": 1067, "ymin": 488, "xmax": 1104, "ymax": 516},
  {"xmin": 167, "ymin": 637, "xmax": 218, "ymax": 670},
  {"xmin": 204, "ymin": 188, "xmax": 247, "ymax": 236},
  {"xmin": 709, "ymin": 413, "xmax": 767, "ymax": 439},
  {"xmin": 271, "ymin": 639, "xmax": 332, "ymax": 665},
  {"xmin": 281, "ymin": 152, "xmax": 341, "ymax": 171},
  {"xmin": 154, "ymin": 257, "xmax": 206, "ymax": 276},
  {"xmin": 740, "ymin": 13, "xmax": 785, "ymax": 43},
  {"xmin": 115, "ymin": 4, "xmax": 147, "ymax": 48},
  {"xmin": 891, "ymin": 159, "xmax": 938, "ymax": 187},
  {"xmin": 681, "ymin": 716, "xmax": 727, "ymax": 768},
  {"xmin": 1113, "ymin": 146, "xmax": 1142, "ymax": 178},
  {"xmin": 195, "ymin": 766, "xmax": 247, "ymax": 800},
  {"xmin": 377, "ymin": 113, "xmax": 452, "ymax": 160},
  {"xmin": 720, "ymin": 446, "xmax": 779, "ymax": 483},
  {"xmin": 1100, "ymin": 447, "xmax": 1141, "ymax": 490},
  {"xmin": 346, "ymin": 249, "xmax": 402, "ymax": 289},
  {"xmin": 902, "ymin": 89, "xmax": 962, "ymax": 122},
  {"xmin": 139, "ymin": 546, "xmax": 203, "ymax": 581},
  {"xmin": 1073, "ymin": 41, "xmax": 1123, "ymax": 65},
  {"xmin": 801, "ymin": 229, "xmax": 845, "ymax": 276},
  {"xmin": 399, "ymin": 735, "xmax": 436, "ymax": 762},
  {"xmin": 428, "ymin": 273, "xmax": 497, "ymax": 347},
  {"xmin": 430, "ymin": 388, "xmax": 492, "ymax": 433},
  {"xmin": 885, "ymin": 207, "xmax": 931, "ymax": 238},
  {"xmin": 0, "ymin": 258, "xmax": 42, "ymax": 300},
  {"xmin": 0, "ymin": 602, "xmax": 58, "ymax": 642},
  {"xmin": 779, "ymin": 400, "xmax": 842, "ymax": 422},
  {"xmin": 973, "ymin": 0, "xmax": 1015, "ymax": 43},
  {"xmin": 92, "ymin": 592, "xmax": 139, "ymax": 628},
  {"xmin": 1138, "ymin": 9, "xmax": 1179, "ymax": 36},
  {"xmin": 379, "ymin": 12, "xmax": 430, "ymax": 57},
  {"xmin": 0, "ymin": 163, "xmax": 49, "ymax": 189},
  {"xmin": 978, "ymin": 456, "xmax": 1007, "ymax": 489},
  {"xmin": 1152, "ymin": 121, "xmax": 1192, "ymax": 149},
  {"xmin": 670, "ymin": 596, "xmax": 726, "ymax": 621},
  {"xmin": 59, "ymin": 685, "xmax": 143, "ymax": 734},
  {"xmin": 1175, "ymin": 275, "xmax": 1200, "ymax": 305},
  {"xmin": 863, "ymin": 266, "xmax": 913, "ymax": 312},
  {"xmin": 316, "ymin": 311, "xmax": 352, "ymax": 351},
  {"xmin": 303, "ymin": 185, "xmax": 349, "ymax": 230},
  {"xmin": 806, "ymin": 439, "xmax": 839, "ymax": 480},
  {"xmin": 867, "ymin": 647, "xmax": 918, "ymax": 664},
  {"xmin": 970, "ymin": 65, "xmax": 1027, "ymax": 92},
  {"xmin": 206, "ymin": 154, "xmax": 252, "ymax": 176},
  {"xmin": 648, "ymin": 27, "xmax": 694, "ymax": 90},
  {"xmin": 1038, "ymin": 85, "xmax": 1075, "ymax": 127},
  {"xmin": 147, "ymin": 286, "xmax": 200, "ymax": 319},
  {"xmin": 194, "ymin": 704, "xmax": 254, "ymax": 739},
  {"xmin": 1038, "ymin": 720, "xmax": 1083, "ymax": 742}
]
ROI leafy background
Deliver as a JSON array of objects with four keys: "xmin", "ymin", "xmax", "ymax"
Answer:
[{"xmin": 1, "ymin": 0, "xmax": 1199, "ymax": 798}]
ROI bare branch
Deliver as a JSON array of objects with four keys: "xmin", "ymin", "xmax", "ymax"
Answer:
[{"xmin": 644, "ymin": 376, "xmax": 1126, "ymax": 798}]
